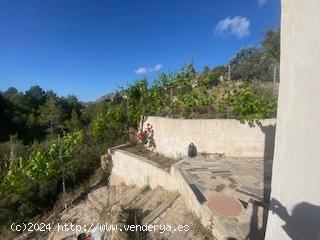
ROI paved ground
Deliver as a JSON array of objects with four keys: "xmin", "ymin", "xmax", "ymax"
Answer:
[{"xmin": 175, "ymin": 154, "xmax": 273, "ymax": 239}]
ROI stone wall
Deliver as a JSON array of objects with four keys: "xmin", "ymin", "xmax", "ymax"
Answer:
[{"xmin": 143, "ymin": 117, "xmax": 276, "ymax": 158}]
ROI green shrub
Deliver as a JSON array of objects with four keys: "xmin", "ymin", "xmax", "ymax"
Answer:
[
  {"xmin": 0, "ymin": 130, "xmax": 95, "ymax": 227},
  {"xmin": 91, "ymin": 104, "xmax": 127, "ymax": 144},
  {"xmin": 218, "ymin": 83, "xmax": 277, "ymax": 121}
]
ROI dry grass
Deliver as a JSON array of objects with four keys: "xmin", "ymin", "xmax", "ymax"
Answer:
[{"xmin": 192, "ymin": 215, "xmax": 215, "ymax": 240}]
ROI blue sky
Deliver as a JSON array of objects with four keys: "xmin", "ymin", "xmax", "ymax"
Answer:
[{"xmin": 0, "ymin": 0, "xmax": 280, "ymax": 102}]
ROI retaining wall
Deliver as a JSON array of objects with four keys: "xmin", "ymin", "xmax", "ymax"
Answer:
[
  {"xmin": 108, "ymin": 146, "xmax": 175, "ymax": 191},
  {"xmin": 108, "ymin": 146, "xmax": 214, "ymax": 231},
  {"xmin": 143, "ymin": 117, "xmax": 276, "ymax": 158}
]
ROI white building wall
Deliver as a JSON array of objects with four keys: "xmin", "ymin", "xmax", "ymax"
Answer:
[{"xmin": 266, "ymin": 1, "xmax": 320, "ymax": 239}]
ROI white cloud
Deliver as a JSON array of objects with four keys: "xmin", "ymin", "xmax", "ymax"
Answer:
[
  {"xmin": 215, "ymin": 16, "xmax": 250, "ymax": 39},
  {"xmin": 151, "ymin": 64, "xmax": 162, "ymax": 72},
  {"xmin": 134, "ymin": 67, "xmax": 147, "ymax": 74},
  {"xmin": 258, "ymin": 0, "xmax": 267, "ymax": 7},
  {"xmin": 134, "ymin": 64, "xmax": 163, "ymax": 74}
]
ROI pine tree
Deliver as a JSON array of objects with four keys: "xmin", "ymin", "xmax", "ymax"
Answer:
[{"xmin": 39, "ymin": 97, "xmax": 64, "ymax": 134}]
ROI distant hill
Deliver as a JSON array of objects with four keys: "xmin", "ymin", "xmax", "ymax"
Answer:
[
  {"xmin": 94, "ymin": 92, "xmax": 125, "ymax": 104},
  {"xmin": 96, "ymin": 92, "xmax": 116, "ymax": 102}
]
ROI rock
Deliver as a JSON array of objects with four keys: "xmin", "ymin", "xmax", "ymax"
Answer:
[{"xmin": 188, "ymin": 143, "xmax": 197, "ymax": 158}]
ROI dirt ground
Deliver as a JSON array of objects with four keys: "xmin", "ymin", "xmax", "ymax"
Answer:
[{"xmin": 11, "ymin": 169, "xmax": 214, "ymax": 240}]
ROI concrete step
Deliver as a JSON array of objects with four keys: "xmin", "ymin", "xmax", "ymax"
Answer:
[
  {"xmin": 130, "ymin": 188, "xmax": 155, "ymax": 209},
  {"xmin": 142, "ymin": 193, "xmax": 180, "ymax": 224},
  {"xmin": 119, "ymin": 185, "xmax": 143, "ymax": 207}
]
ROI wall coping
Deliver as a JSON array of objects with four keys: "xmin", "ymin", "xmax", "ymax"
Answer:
[
  {"xmin": 114, "ymin": 148, "xmax": 170, "ymax": 173},
  {"xmin": 147, "ymin": 116, "xmax": 276, "ymax": 122}
]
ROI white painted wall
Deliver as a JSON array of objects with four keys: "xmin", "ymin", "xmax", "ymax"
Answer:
[
  {"xmin": 266, "ymin": 1, "xmax": 320, "ymax": 239},
  {"xmin": 143, "ymin": 117, "xmax": 276, "ymax": 158},
  {"xmin": 109, "ymin": 148, "xmax": 174, "ymax": 191}
]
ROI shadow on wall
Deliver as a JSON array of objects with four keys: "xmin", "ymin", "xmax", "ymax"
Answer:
[
  {"xmin": 245, "ymin": 198, "xmax": 320, "ymax": 240},
  {"xmin": 260, "ymin": 124, "xmax": 276, "ymax": 160},
  {"xmin": 242, "ymin": 123, "xmax": 320, "ymax": 240},
  {"xmin": 262, "ymin": 124, "xmax": 276, "ymax": 238},
  {"xmin": 244, "ymin": 121, "xmax": 276, "ymax": 159},
  {"xmin": 244, "ymin": 122, "xmax": 276, "ymax": 239},
  {"xmin": 269, "ymin": 198, "xmax": 320, "ymax": 240}
]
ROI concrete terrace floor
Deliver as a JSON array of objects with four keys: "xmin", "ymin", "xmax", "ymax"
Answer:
[{"xmin": 175, "ymin": 155, "xmax": 273, "ymax": 239}]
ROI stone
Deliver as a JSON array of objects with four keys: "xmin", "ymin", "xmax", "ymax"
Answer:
[
  {"xmin": 208, "ymin": 195, "xmax": 242, "ymax": 217},
  {"xmin": 189, "ymin": 184, "xmax": 207, "ymax": 204},
  {"xmin": 188, "ymin": 143, "xmax": 197, "ymax": 158}
]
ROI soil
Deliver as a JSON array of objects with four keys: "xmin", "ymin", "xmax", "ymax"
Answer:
[{"xmin": 124, "ymin": 144, "xmax": 180, "ymax": 170}]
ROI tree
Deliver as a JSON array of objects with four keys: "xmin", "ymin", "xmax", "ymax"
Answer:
[
  {"xmin": 123, "ymin": 78, "xmax": 148, "ymax": 127},
  {"xmin": 82, "ymin": 100, "xmax": 108, "ymax": 125},
  {"xmin": 65, "ymin": 110, "xmax": 82, "ymax": 131},
  {"xmin": 39, "ymin": 97, "xmax": 64, "ymax": 135},
  {"xmin": 3, "ymin": 87, "xmax": 18, "ymax": 98},
  {"xmin": 261, "ymin": 28, "xmax": 280, "ymax": 61},
  {"xmin": 230, "ymin": 47, "xmax": 273, "ymax": 82},
  {"xmin": 3, "ymin": 88, "xmax": 28, "ymax": 112},
  {"xmin": 0, "ymin": 93, "xmax": 9, "ymax": 141},
  {"xmin": 2, "ymin": 88, "xmax": 29, "ymax": 141},
  {"xmin": 26, "ymin": 113, "xmax": 44, "ymax": 142},
  {"xmin": 156, "ymin": 73, "xmax": 175, "ymax": 88},
  {"xmin": 198, "ymin": 65, "xmax": 227, "ymax": 87},
  {"xmin": 229, "ymin": 28, "xmax": 280, "ymax": 83},
  {"xmin": 174, "ymin": 62, "xmax": 195, "ymax": 95},
  {"xmin": 91, "ymin": 104, "xmax": 126, "ymax": 144},
  {"xmin": 25, "ymin": 85, "xmax": 46, "ymax": 111},
  {"xmin": 60, "ymin": 95, "xmax": 83, "ymax": 119}
]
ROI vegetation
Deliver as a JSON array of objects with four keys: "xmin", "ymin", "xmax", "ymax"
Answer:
[
  {"xmin": 217, "ymin": 83, "xmax": 277, "ymax": 121},
  {"xmin": 0, "ymin": 86, "xmax": 83, "ymax": 143},
  {"xmin": 192, "ymin": 215, "xmax": 215, "ymax": 240},
  {"xmin": 230, "ymin": 28, "xmax": 280, "ymax": 82},
  {"xmin": 125, "ymin": 144, "xmax": 179, "ymax": 170},
  {"xmin": 0, "ymin": 28, "xmax": 279, "ymax": 233},
  {"xmin": 0, "ymin": 87, "xmax": 125, "ymax": 230},
  {"xmin": 122, "ymin": 29, "xmax": 279, "ymax": 121}
]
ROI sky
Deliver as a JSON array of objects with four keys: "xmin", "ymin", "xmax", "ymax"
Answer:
[{"xmin": 0, "ymin": 0, "xmax": 280, "ymax": 102}]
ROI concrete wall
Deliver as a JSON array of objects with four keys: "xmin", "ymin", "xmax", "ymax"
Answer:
[
  {"xmin": 143, "ymin": 117, "xmax": 276, "ymax": 158},
  {"xmin": 109, "ymin": 148, "xmax": 175, "ymax": 191},
  {"xmin": 108, "ymin": 147, "xmax": 215, "ymax": 230},
  {"xmin": 266, "ymin": 1, "xmax": 320, "ymax": 239}
]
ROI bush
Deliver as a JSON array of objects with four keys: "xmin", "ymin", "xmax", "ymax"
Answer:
[
  {"xmin": 218, "ymin": 83, "xmax": 277, "ymax": 121},
  {"xmin": 91, "ymin": 104, "xmax": 127, "ymax": 144},
  {"xmin": 0, "ymin": 130, "xmax": 103, "ymax": 227}
]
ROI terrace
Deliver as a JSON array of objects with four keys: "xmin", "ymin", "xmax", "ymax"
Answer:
[{"xmin": 175, "ymin": 154, "xmax": 272, "ymax": 239}]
